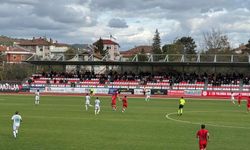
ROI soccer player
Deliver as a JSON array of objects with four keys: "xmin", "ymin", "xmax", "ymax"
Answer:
[
  {"xmin": 230, "ymin": 92, "xmax": 235, "ymax": 104},
  {"xmin": 145, "ymin": 89, "xmax": 151, "ymax": 101},
  {"xmin": 90, "ymin": 88, "xmax": 94, "ymax": 97},
  {"xmin": 143, "ymin": 87, "xmax": 146, "ymax": 95},
  {"xmin": 122, "ymin": 96, "xmax": 128, "ymax": 112},
  {"xmin": 85, "ymin": 93, "xmax": 92, "ymax": 111},
  {"xmin": 237, "ymin": 93, "xmax": 242, "ymax": 107},
  {"xmin": 11, "ymin": 111, "xmax": 22, "ymax": 138},
  {"xmin": 177, "ymin": 97, "xmax": 185, "ymax": 116},
  {"xmin": 111, "ymin": 91, "xmax": 119, "ymax": 111},
  {"xmin": 247, "ymin": 96, "xmax": 250, "ymax": 113},
  {"xmin": 35, "ymin": 89, "xmax": 40, "ymax": 105},
  {"xmin": 94, "ymin": 97, "xmax": 101, "ymax": 115},
  {"xmin": 196, "ymin": 124, "xmax": 209, "ymax": 150}
]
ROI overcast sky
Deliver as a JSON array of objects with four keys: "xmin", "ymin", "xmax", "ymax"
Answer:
[{"xmin": 0, "ymin": 0, "xmax": 250, "ymax": 50}]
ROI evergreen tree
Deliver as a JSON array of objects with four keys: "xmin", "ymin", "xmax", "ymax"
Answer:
[
  {"xmin": 176, "ymin": 37, "xmax": 197, "ymax": 55},
  {"xmin": 152, "ymin": 29, "xmax": 162, "ymax": 54},
  {"xmin": 94, "ymin": 38, "xmax": 105, "ymax": 56}
]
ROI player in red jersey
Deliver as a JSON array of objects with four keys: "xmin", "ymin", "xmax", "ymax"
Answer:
[
  {"xmin": 122, "ymin": 96, "xmax": 128, "ymax": 112},
  {"xmin": 247, "ymin": 96, "xmax": 250, "ymax": 113},
  {"xmin": 237, "ymin": 93, "xmax": 242, "ymax": 107},
  {"xmin": 111, "ymin": 90, "xmax": 119, "ymax": 111},
  {"xmin": 196, "ymin": 124, "xmax": 209, "ymax": 150}
]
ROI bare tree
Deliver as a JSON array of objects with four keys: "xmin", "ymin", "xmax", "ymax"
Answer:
[{"xmin": 202, "ymin": 28, "xmax": 230, "ymax": 54}]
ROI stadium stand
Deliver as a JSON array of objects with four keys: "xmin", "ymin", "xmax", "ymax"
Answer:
[{"xmin": 23, "ymin": 71, "xmax": 248, "ymax": 91}]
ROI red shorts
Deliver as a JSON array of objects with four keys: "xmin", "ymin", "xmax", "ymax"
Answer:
[
  {"xmin": 123, "ymin": 103, "xmax": 128, "ymax": 108},
  {"xmin": 111, "ymin": 101, "xmax": 116, "ymax": 106},
  {"xmin": 199, "ymin": 141, "xmax": 207, "ymax": 150},
  {"xmin": 247, "ymin": 104, "xmax": 250, "ymax": 108}
]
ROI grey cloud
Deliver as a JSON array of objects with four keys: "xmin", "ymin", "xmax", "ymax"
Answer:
[
  {"xmin": 31, "ymin": 1, "xmax": 97, "ymax": 26},
  {"xmin": 137, "ymin": 27, "xmax": 144, "ymax": 32},
  {"xmin": 108, "ymin": 18, "xmax": 128, "ymax": 28},
  {"xmin": 0, "ymin": 0, "xmax": 38, "ymax": 5},
  {"xmin": 0, "ymin": 0, "xmax": 250, "ymax": 51}
]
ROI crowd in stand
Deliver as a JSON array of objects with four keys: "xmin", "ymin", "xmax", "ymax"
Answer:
[{"xmin": 31, "ymin": 70, "xmax": 250, "ymax": 85}]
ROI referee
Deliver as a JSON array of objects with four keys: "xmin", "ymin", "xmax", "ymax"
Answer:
[{"xmin": 178, "ymin": 97, "xmax": 186, "ymax": 116}]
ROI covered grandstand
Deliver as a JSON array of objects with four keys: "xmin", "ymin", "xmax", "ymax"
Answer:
[{"xmin": 16, "ymin": 53, "xmax": 250, "ymax": 97}]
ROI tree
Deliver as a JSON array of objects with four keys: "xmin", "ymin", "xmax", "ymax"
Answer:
[
  {"xmin": 138, "ymin": 48, "xmax": 148, "ymax": 61},
  {"xmin": 152, "ymin": 29, "xmax": 162, "ymax": 54},
  {"xmin": 94, "ymin": 38, "xmax": 105, "ymax": 56},
  {"xmin": 162, "ymin": 42, "xmax": 183, "ymax": 54},
  {"xmin": 176, "ymin": 37, "xmax": 197, "ymax": 55},
  {"xmin": 1, "ymin": 64, "xmax": 33, "ymax": 81},
  {"xmin": 202, "ymin": 28, "xmax": 230, "ymax": 54},
  {"xmin": 246, "ymin": 40, "xmax": 250, "ymax": 49}
]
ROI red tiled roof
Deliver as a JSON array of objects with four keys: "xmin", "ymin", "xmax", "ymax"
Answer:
[
  {"xmin": 93, "ymin": 39, "xmax": 119, "ymax": 46},
  {"xmin": 120, "ymin": 45, "xmax": 153, "ymax": 57},
  {"xmin": 18, "ymin": 37, "xmax": 52, "ymax": 46},
  {"xmin": 0, "ymin": 46, "xmax": 7, "ymax": 52},
  {"xmin": 102, "ymin": 39, "xmax": 119, "ymax": 45},
  {"xmin": 4, "ymin": 46, "xmax": 34, "ymax": 54}
]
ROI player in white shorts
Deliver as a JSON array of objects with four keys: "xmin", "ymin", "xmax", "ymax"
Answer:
[
  {"xmin": 145, "ymin": 89, "xmax": 151, "ymax": 101},
  {"xmin": 85, "ymin": 93, "xmax": 92, "ymax": 111},
  {"xmin": 95, "ymin": 97, "xmax": 101, "ymax": 115},
  {"xmin": 11, "ymin": 111, "xmax": 22, "ymax": 138},
  {"xmin": 35, "ymin": 89, "xmax": 40, "ymax": 104},
  {"xmin": 230, "ymin": 92, "xmax": 235, "ymax": 104}
]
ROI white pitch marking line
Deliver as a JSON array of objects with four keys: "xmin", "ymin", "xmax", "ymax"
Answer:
[{"xmin": 165, "ymin": 111, "xmax": 250, "ymax": 130}]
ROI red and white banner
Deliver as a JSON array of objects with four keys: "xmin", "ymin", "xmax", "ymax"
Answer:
[
  {"xmin": 168, "ymin": 90, "xmax": 184, "ymax": 96},
  {"xmin": 202, "ymin": 91, "xmax": 250, "ymax": 97}
]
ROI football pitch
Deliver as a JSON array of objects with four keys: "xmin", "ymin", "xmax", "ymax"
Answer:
[{"xmin": 0, "ymin": 95, "xmax": 250, "ymax": 150}]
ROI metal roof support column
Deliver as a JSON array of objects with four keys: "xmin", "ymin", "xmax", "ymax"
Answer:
[
  {"xmin": 181, "ymin": 55, "xmax": 184, "ymax": 62},
  {"xmin": 214, "ymin": 55, "xmax": 217, "ymax": 62},
  {"xmin": 148, "ymin": 54, "xmax": 153, "ymax": 62},
  {"xmin": 164, "ymin": 55, "xmax": 169, "ymax": 62},
  {"xmin": 197, "ymin": 54, "xmax": 200, "ymax": 62},
  {"xmin": 231, "ymin": 55, "xmax": 234, "ymax": 63}
]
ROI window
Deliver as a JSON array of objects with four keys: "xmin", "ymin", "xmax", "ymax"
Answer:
[
  {"xmin": 21, "ymin": 55, "xmax": 25, "ymax": 60},
  {"xmin": 39, "ymin": 46, "xmax": 43, "ymax": 51},
  {"xmin": 13, "ymin": 55, "xmax": 17, "ymax": 60}
]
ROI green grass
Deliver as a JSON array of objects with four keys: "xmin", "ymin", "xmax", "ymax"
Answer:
[{"xmin": 0, "ymin": 95, "xmax": 250, "ymax": 150}]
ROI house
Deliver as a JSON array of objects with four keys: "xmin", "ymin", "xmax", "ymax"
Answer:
[
  {"xmin": 233, "ymin": 43, "xmax": 250, "ymax": 54},
  {"xmin": 93, "ymin": 39, "xmax": 120, "ymax": 61},
  {"xmin": 120, "ymin": 45, "xmax": 152, "ymax": 60},
  {"xmin": 0, "ymin": 46, "xmax": 6, "ymax": 53},
  {"xmin": 15, "ymin": 37, "xmax": 69, "ymax": 60},
  {"xmin": 4, "ymin": 46, "xmax": 35, "ymax": 63},
  {"xmin": 65, "ymin": 50, "xmax": 104, "ymax": 73},
  {"xmin": 50, "ymin": 42, "xmax": 69, "ymax": 60}
]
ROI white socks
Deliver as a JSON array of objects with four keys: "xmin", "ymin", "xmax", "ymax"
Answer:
[{"xmin": 13, "ymin": 131, "xmax": 16, "ymax": 138}]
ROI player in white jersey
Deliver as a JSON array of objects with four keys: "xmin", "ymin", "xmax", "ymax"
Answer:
[
  {"xmin": 11, "ymin": 111, "xmax": 22, "ymax": 138},
  {"xmin": 145, "ymin": 89, "xmax": 151, "ymax": 101},
  {"xmin": 85, "ymin": 93, "xmax": 92, "ymax": 111},
  {"xmin": 230, "ymin": 92, "xmax": 236, "ymax": 104},
  {"xmin": 35, "ymin": 89, "xmax": 40, "ymax": 104},
  {"xmin": 94, "ymin": 97, "xmax": 101, "ymax": 115}
]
